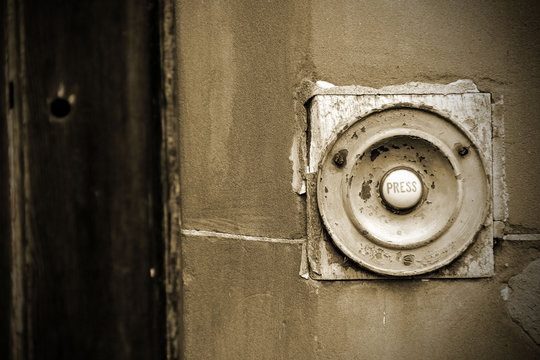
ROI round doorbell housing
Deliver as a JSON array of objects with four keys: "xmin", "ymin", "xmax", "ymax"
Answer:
[{"xmin": 317, "ymin": 108, "xmax": 489, "ymax": 276}]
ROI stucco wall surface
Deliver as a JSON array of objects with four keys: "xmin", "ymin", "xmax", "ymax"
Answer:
[
  {"xmin": 176, "ymin": 1, "xmax": 540, "ymax": 358},
  {"xmin": 309, "ymin": 0, "xmax": 540, "ymax": 232},
  {"xmin": 182, "ymin": 236, "xmax": 539, "ymax": 359}
]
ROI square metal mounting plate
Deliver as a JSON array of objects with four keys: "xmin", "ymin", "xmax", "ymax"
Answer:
[{"xmin": 303, "ymin": 81, "xmax": 493, "ymax": 280}]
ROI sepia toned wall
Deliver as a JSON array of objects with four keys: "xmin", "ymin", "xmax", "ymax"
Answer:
[{"xmin": 176, "ymin": 1, "xmax": 540, "ymax": 359}]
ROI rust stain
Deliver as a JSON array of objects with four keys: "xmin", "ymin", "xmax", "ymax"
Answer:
[
  {"xmin": 370, "ymin": 146, "xmax": 389, "ymax": 161},
  {"xmin": 359, "ymin": 179, "xmax": 373, "ymax": 201}
]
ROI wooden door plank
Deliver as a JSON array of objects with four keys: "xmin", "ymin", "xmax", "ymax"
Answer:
[{"xmin": 5, "ymin": 1, "xmax": 167, "ymax": 358}]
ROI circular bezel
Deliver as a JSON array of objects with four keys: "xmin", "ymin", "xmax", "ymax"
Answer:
[{"xmin": 317, "ymin": 108, "xmax": 489, "ymax": 276}]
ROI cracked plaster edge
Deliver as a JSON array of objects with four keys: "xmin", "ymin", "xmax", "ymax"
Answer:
[
  {"xmin": 501, "ymin": 259, "xmax": 540, "ymax": 345},
  {"xmin": 289, "ymin": 135, "xmax": 306, "ymax": 195},
  {"xmin": 299, "ymin": 242, "xmax": 310, "ymax": 279},
  {"xmin": 491, "ymin": 95, "xmax": 509, "ymax": 231},
  {"xmin": 290, "ymin": 79, "xmax": 314, "ymax": 195},
  {"xmin": 308, "ymin": 79, "xmax": 480, "ymax": 97}
]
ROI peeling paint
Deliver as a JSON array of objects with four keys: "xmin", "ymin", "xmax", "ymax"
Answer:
[
  {"xmin": 491, "ymin": 95, "xmax": 508, "ymax": 222},
  {"xmin": 360, "ymin": 180, "xmax": 372, "ymax": 201},
  {"xmin": 500, "ymin": 285, "xmax": 511, "ymax": 301},
  {"xmin": 290, "ymin": 135, "xmax": 306, "ymax": 194}
]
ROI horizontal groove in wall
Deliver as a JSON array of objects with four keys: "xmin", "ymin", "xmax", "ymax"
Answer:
[
  {"xmin": 503, "ymin": 234, "xmax": 540, "ymax": 241},
  {"xmin": 181, "ymin": 230, "xmax": 540, "ymax": 243},
  {"xmin": 181, "ymin": 229, "xmax": 305, "ymax": 245}
]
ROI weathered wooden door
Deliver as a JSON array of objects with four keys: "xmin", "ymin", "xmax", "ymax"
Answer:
[{"xmin": 2, "ymin": 1, "xmax": 179, "ymax": 359}]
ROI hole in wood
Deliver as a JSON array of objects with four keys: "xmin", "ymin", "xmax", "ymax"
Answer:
[{"xmin": 50, "ymin": 97, "xmax": 71, "ymax": 118}]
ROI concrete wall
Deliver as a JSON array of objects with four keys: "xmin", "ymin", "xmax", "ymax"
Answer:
[{"xmin": 176, "ymin": 1, "xmax": 540, "ymax": 359}]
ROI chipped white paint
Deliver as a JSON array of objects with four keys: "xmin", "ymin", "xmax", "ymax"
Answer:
[
  {"xmin": 500, "ymin": 285, "xmax": 511, "ymax": 301},
  {"xmin": 299, "ymin": 242, "xmax": 310, "ymax": 279},
  {"xmin": 181, "ymin": 229, "xmax": 305, "ymax": 244},
  {"xmin": 493, "ymin": 220, "xmax": 505, "ymax": 239},
  {"xmin": 289, "ymin": 136, "xmax": 306, "ymax": 195},
  {"xmin": 315, "ymin": 80, "xmax": 336, "ymax": 89},
  {"xmin": 492, "ymin": 95, "xmax": 508, "ymax": 222}
]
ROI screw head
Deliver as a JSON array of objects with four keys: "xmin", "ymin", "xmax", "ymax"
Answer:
[
  {"xmin": 403, "ymin": 254, "xmax": 415, "ymax": 266},
  {"xmin": 456, "ymin": 143, "xmax": 469, "ymax": 157},
  {"xmin": 333, "ymin": 149, "xmax": 348, "ymax": 167}
]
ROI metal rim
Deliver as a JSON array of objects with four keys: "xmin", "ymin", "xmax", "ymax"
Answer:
[
  {"xmin": 340, "ymin": 130, "xmax": 464, "ymax": 250},
  {"xmin": 317, "ymin": 107, "xmax": 489, "ymax": 276}
]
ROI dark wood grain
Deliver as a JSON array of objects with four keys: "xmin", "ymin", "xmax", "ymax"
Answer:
[
  {"xmin": 157, "ymin": 1, "xmax": 183, "ymax": 358},
  {"xmin": 6, "ymin": 0, "xmax": 166, "ymax": 358},
  {"xmin": 1, "ymin": 0, "xmax": 11, "ymax": 358}
]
